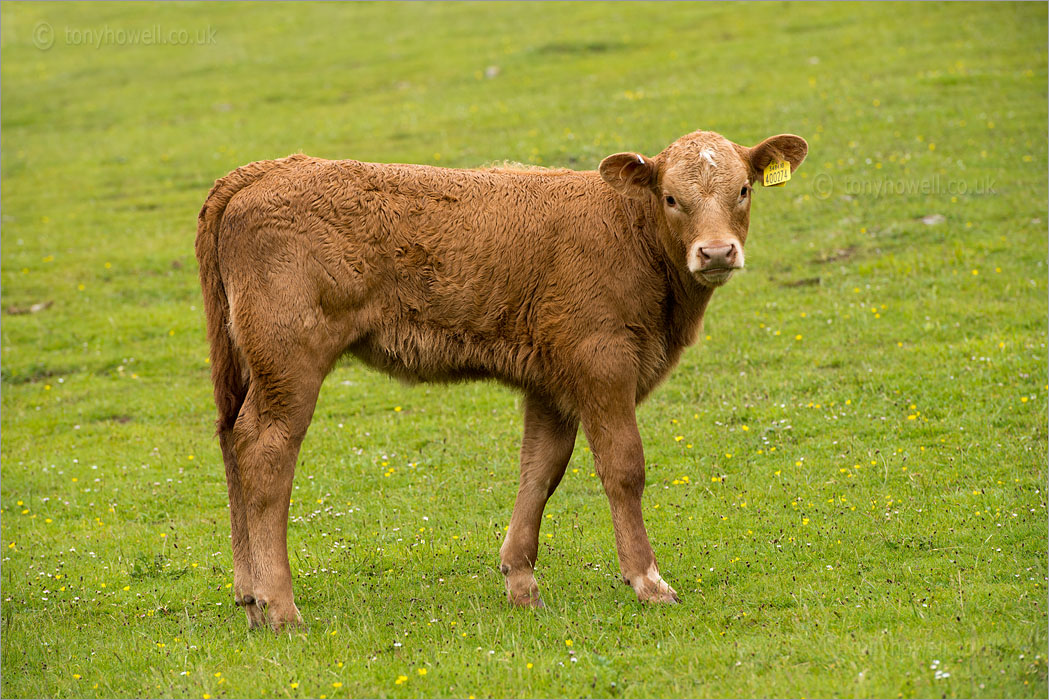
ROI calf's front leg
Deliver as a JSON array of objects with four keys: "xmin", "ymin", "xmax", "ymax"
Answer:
[
  {"xmin": 499, "ymin": 394, "xmax": 578, "ymax": 607},
  {"xmin": 580, "ymin": 394, "xmax": 679, "ymax": 604}
]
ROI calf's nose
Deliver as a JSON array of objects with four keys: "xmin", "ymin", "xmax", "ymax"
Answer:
[{"xmin": 698, "ymin": 241, "xmax": 738, "ymax": 269}]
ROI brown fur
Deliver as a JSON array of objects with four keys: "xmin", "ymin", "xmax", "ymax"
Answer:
[{"xmin": 196, "ymin": 130, "xmax": 807, "ymax": 629}]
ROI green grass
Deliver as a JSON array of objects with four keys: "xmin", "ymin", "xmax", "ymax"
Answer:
[{"xmin": 1, "ymin": 1, "xmax": 1046, "ymax": 697}]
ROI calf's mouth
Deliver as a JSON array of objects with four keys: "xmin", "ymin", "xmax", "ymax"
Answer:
[{"xmin": 696, "ymin": 268, "xmax": 737, "ymax": 286}]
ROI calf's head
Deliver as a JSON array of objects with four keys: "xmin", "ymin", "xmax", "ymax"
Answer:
[{"xmin": 600, "ymin": 131, "xmax": 808, "ymax": 287}]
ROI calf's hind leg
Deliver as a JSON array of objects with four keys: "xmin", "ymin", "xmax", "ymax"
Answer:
[
  {"xmin": 219, "ymin": 429, "xmax": 265, "ymax": 628},
  {"xmin": 233, "ymin": 358, "xmax": 326, "ymax": 631},
  {"xmin": 499, "ymin": 394, "xmax": 578, "ymax": 607}
]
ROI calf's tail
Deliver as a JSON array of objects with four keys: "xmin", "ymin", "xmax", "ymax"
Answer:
[{"xmin": 195, "ymin": 157, "xmax": 300, "ymax": 432}]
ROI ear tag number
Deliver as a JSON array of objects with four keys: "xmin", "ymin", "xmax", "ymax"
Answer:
[{"xmin": 763, "ymin": 160, "xmax": 791, "ymax": 187}]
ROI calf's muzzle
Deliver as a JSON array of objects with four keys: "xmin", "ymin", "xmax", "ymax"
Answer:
[{"xmin": 697, "ymin": 240, "xmax": 740, "ymax": 270}]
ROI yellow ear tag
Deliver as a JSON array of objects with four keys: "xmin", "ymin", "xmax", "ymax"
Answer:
[{"xmin": 763, "ymin": 160, "xmax": 791, "ymax": 187}]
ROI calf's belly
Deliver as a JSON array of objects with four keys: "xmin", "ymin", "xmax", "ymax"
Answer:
[{"xmin": 345, "ymin": 311, "xmax": 542, "ymax": 388}]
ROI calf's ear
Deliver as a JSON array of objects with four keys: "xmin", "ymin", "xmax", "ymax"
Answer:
[
  {"xmin": 741, "ymin": 134, "xmax": 809, "ymax": 185},
  {"xmin": 599, "ymin": 152, "xmax": 659, "ymax": 199}
]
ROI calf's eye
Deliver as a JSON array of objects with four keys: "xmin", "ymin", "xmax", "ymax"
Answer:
[
  {"xmin": 664, "ymin": 195, "xmax": 677, "ymax": 207},
  {"xmin": 739, "ymin": 185, "xmax": 750, "ymax": 199}
]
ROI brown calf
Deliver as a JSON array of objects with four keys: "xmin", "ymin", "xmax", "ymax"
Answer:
[{"xmin": 196, "ymin": 129, "xmax": 807, "ymax": 630}]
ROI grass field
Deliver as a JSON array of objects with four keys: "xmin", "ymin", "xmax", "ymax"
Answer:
[{"xmin": 1, "ymin": 2, "xmax": 1047, "ymax": 698}]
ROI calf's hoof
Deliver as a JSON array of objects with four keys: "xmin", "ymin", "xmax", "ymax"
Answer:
[
  {"xmin": 627, "ymin": 569, "xmax": 680, "ymax": 604},
  {"xmin": 637, "ymin": 583, "xmax": 680, "ymax": 604},
  {"xmin": 503, "ymin": 571, "xmax": 545, "ymax": 609},
  {"xmin": 255, "ymin": 597, "xmax": 303, "ymax": 632},
  {"xmin": 507, "ymin": 590, "xmax": 545, "ymax": 609},
  {"xmin": 245, "ymin": 602, "xmax": 267, "ymax": 629},
  {"xmin": 235, "ymin": 593, "xmax": 267, "ymax": 629}
]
